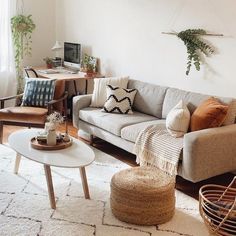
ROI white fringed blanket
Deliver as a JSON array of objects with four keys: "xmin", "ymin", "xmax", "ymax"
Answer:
[{"xmin": 133, "ymin": 124, "xmax": 183, "ymax": 176}]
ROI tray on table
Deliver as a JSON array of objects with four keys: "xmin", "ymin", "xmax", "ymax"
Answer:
[{"xmin": 31, "ymin": 137, "xmax": 73, "ymax": 150}]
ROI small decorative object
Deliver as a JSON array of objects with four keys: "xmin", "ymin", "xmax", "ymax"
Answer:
[
  {"xmin": 162, "ymin": 29, "xmax": 223, "ymax": 76},
  {"xmin": 11, "ymin": 14, "xmax": 36, "ymax": 93},
  {"xmin": 31, "ymin": 135, "xmax": 72, "ymax": 150},
  {"xmin": 31, "ymin": 112, "xmax": 72, "ymax": 150},
  {"xmin": 45, "ymin": 111, "xmax": 64, "ymax": 131},
  {"xmin": 47, "ymin": 129, "xmax": 57, "ymax": 146},
  {"xmin": 199, "ymin": 176, "xmax": 236, "ymax": 235},
  {"xmin": 45, "ymin": 112, "xmax": 64, "ymax": 145},
  {"xmin": 63, "ymin": 116, "xmax": 70, "ymax": 142},
  {"xmin": 81, "ymin": 54, "xmax": 97, "ymax": 75},
  {"xmin": 43, "ymin": 57, "xmax": 54, "ymax": 69}
]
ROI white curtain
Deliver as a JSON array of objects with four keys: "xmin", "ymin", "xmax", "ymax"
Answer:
[{"xmin": 0, "ymin": 0, "xmax": 17, "ymax": 98}]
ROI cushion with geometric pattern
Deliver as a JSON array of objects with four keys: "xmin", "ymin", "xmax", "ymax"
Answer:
[
  {"xmin": 102, "ymin": 85, "xmax": 137, "ymax": 114},
  {"xmin": 21, "ymin": 78, "xmax": 56, "ymax": 107}
]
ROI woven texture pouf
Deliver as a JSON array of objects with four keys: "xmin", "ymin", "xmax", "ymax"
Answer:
[{"xmin": 110, "ymin": 166, "xmax": 175, "ymax": 225}]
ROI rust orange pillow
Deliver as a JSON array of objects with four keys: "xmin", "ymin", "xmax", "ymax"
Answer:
[{"xmin": 190, "ymin": 97, "xmax": 229, "ymax": 131}]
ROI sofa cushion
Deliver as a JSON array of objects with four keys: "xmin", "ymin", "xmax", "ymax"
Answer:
[
  {"xmin": 79, "ymin": 108, "xmax": 157, "ymax": 136},
  {"xmin": 121, "ymin": 119, "xmax": 166, "ymax": 143},
  {"xmin": 166, "ymin": 100, "xmax": 190, "ymax": 137},
  {"xmin": 162, "ymin": 88, "xmax": 235, "ymax": 125},
  {"xmin": 223, "ymin": 99, "xmax": 236, "ymax": 125},
  {"xmin": 102, "ymin": 85, "xmax": 137, "ymax": 114},
  {"xmin": 190, "ymin": 97, "xmax": 229, "ymax": 131},
  {"xmin": 127, "ymin": 80, "xmax": 167, "ymax": 118},
  {"xmin": 90, "ymin": 77, "xmax": 129, "ymax": 107}
]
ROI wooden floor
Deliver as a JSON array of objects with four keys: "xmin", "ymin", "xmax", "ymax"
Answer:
[{"xmin": 2, "ymin": 123, "xmax": 235, "ymax": 200}]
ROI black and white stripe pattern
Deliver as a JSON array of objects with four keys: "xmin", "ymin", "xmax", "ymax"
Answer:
[
  {"xmin": 22, "ymin": 78, "xmax": 56, "ymax": 107},
  {"xmin": 102, "ymin": 85, "xmax": 137, "ymax": 114},
  {"xmin": 134, "ymin": 124, "xmax": 183, "ymax": 176}
]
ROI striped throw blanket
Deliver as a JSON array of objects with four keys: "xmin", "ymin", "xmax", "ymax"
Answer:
[{"xmin": 133, "ymin": 124, "xmax": 183, "ymax": 176}]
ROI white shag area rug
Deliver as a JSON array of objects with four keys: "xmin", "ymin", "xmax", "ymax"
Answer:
[{"xmin": 0, "ymin": 144, "xmax": 210, "ymax": 236}]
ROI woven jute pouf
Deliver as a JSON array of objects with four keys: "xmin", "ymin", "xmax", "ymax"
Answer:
[{"xmin": 110, "ymin": 166, "xmax": 175, "ymax": 225}]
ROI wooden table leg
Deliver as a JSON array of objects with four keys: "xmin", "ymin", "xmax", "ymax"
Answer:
[
  {"xmin": 14, "ymin": 153, "xmax": 21, "ymax": 174},
  {"xmin": 44, "ymin": 165, "xmax": 56, "ymax": 209},
  {"xmin": 79, "ymin": 167, "xmax": 90, "ymax": 199}
]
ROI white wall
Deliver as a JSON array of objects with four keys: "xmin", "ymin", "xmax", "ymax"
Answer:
[
  {"xmin": 22, "ymin": 0, "xmax": 56, "ymax": 67},
  {"xmin": 55, "ymin": 0, "xmax": 236, "ymax": 97}
]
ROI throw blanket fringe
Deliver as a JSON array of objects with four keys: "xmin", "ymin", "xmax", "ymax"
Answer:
[{"xmin": 134, "ymin": 124, "xmax": 183, "ymax": 176}]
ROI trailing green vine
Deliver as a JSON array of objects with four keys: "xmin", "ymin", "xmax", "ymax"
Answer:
[
  {"xmin": 11, "ymin": 14, "xmax": 35, "ymax": 92},
  {"xmin": 177, "ymin": 29, "xmax": 214, "ymax": 76}
]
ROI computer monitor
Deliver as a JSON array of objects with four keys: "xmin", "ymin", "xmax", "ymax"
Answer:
[{"xmin": 64, "ymin": 42, "xmax": 81, "ymax": 69}]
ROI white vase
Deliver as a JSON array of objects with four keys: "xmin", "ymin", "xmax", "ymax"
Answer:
[{"xmin": 47, "ymin": 130, "xmax": 57, "ymax": 146}]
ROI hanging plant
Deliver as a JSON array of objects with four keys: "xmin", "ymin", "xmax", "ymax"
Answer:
[
  {"xmin": 177, "ymin": 29, "xmax": 214, "ymax": 76},
  {"xmin": 11, "ymin": 14, "xmax": 36, "ymax": 92}
]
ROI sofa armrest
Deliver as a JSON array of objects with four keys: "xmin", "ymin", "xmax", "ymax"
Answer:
[
  {"xmin": 73, "ymin": 94, "xmax": 92, "ymax": 128},
  {"xmin": 182, "ymin": 124, "xmax": 236, "ymax": 182}
]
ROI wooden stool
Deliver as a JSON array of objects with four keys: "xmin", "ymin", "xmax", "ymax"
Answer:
[{"xmin": 110, "ymin": 166, "xmax": 175, "ymax": 225}]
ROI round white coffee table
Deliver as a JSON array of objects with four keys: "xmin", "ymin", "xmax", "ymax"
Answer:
[{"xmin": 8, "ymin": 129, "xmax": 95, "ymax": 209}]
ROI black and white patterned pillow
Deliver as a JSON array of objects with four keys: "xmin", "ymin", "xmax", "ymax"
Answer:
[
  {"xmin": 22, "ymin": 78, "xmax": 56, "ymax": 107},
  {"xmin": 102, "ymin": 85, "xmax": 137, "ymax": 114}
]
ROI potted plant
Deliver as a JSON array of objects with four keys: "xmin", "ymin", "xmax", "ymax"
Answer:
[
  {"xmin": 43, "ymin": 57, "xmax": 54, "ymax": 69},
  {"xmin": 11, "ymin": 14, "xmax": 36, "ymax": 93},
  {"xmin": 81, "ymin": 54, "xmax": 97, "ymax": 75}
]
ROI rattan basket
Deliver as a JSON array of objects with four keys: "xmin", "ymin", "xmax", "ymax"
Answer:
[{"xmin": 199, "ymin": 176, "xmax": 236, "ymax": 236}]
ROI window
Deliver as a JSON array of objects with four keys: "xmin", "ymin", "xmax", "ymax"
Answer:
[{"xmin": 0, "ymin": 0, "xmax": 16, "ymax": 97}]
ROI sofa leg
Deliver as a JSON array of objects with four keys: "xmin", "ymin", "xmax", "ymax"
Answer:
[
  {"xmin": 0, "ymin": 122, "xmax": 3, "ymax": 144},
  {"xmin": 89, "ymin": 135, "xmax": 94, "ymax": 146}
]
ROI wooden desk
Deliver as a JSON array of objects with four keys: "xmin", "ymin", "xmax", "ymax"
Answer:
[{"xmin": 36, "ymin": 68, "xmax": 103, "ymax": 95}]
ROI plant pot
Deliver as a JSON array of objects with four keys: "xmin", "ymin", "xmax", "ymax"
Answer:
[
  {"xmin": 16, "ymin": 23, "xmax": 28, "ymax": 32},
  {"xmin": 86, "ymin": 71, "xmax": 96, "ymax": 76},
  {"xmin": 46, "ymin": 63, "xmax": 53, "ymax": 69}
]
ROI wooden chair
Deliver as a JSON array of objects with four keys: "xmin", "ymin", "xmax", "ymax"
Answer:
[
  {"xmin": 24, "ymin": 67, "xmax": 39, "ymax": 78},
  {"xmin": 0, "ymin": 68, "xmax": 68, "ymax": 144}
]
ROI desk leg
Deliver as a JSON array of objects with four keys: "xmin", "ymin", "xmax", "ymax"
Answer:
[
  {"xmin": 44, "ymin": 165, "xmax": 56, "ymax": 209},
  {"xmin": 73, "ymin": 80, "xmax": 78, "ymax": 95},
  {"xmin": 79, "ymin": 167, "xmax": 90, "ymax": 199},
  {"xmin": 85, "ymin": 79, "xmax": 88, "ymax": 94},
  {"xmin": 14, "ymin": 153, "xmax": 21, "ymax": 174}
]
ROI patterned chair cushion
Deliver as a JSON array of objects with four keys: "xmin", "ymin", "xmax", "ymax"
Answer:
[{"xmin": 22, "ymin": 78, "xmax": 56, "ymax": 107}]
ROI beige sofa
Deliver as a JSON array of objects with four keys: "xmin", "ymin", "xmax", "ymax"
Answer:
[{"xmin": 73, "ymin": 79, "xmax": 236, "ymax": 183}]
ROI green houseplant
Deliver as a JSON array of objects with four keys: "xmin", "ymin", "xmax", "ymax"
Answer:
[
  {"xmin": 11, "ymin": 14, "xmax": 36, "ymax": 92},
  {"xmin": 177, "ymin": 29, "xmax": 214, "ymax": 75},
  {"xmin": 43, "ymin": 57, "xmax": 54, "ymax": 69},
  {"xmin": 81, "ymin": 54, "xmax": 97, "ymax": 75}
]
